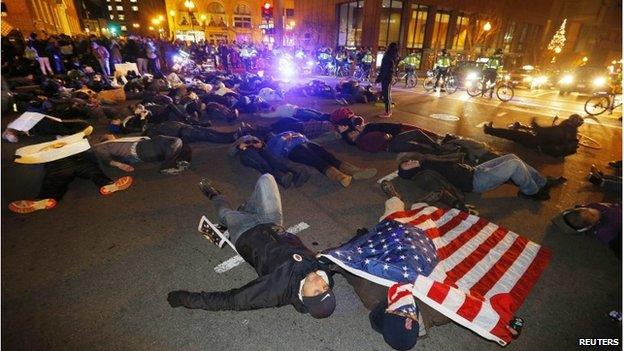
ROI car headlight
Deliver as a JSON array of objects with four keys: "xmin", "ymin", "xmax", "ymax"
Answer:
[
  {"xmin": 592, "ymin": 76, "xmax": 607, "ymax": 87},
  {"xmin": 504, "ymin": 74, "xmax": 511, "ymax": 81},
  {"xmin": 523, "ymin": 76, "xmax": 533, "ymax": 83},
  {"xmin": 559, "ymin": 74, "xmax": 574, "ymax": 85},
  {"xmin": 466, "ymin": 72, "xmax": 478, "ymax": 80},
  {"xmin": 534, "ymin": 76, "xmax": 548, "ymax": 85}
]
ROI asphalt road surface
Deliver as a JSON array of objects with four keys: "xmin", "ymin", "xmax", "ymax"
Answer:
[{"xmin": 2, "ymin": 79, "xmax": 622, "ymax": 351}]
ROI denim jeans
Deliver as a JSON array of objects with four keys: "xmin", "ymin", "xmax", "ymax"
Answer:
[
  {"xmin": 212, "ymin": 174, "xmax": 283, "ymax": 243},
  {"xmin": 293, "ymin": 108, "xmax": 329, "ymax": 121},
  {"xmin": 288, "ymin": 142, "xmax": 341, "ymax": 173},
  {"xmin": 472, "ymin": 154, "xmax": 546, "ymax": 195}
]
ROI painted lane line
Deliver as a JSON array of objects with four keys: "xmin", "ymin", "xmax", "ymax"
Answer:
[{"xmin": 213, "ymin": 222, "xmax": 310, "ymax": 274}]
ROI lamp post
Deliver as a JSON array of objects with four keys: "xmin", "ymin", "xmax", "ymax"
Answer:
[
  {"xmin": 169, "ymin": 10, "xmax": 176, "ymax": 39},
  {"xmin": 184, "ymin": 0, "xmax": 196, "ymax": 42}
]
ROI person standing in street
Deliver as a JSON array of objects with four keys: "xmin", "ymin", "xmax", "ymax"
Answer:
[{"xmin": 376, "ymin": 43, "xmax": 398, "ymax": 118}]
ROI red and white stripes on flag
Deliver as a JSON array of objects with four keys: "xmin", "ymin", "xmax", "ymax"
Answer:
[{"xmin": 385, "ymin": 204, "xmax": 551, "ymax": 346}]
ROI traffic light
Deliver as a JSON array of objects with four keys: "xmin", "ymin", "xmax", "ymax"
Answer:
[{"xmin": 261, "ymin": 2, "xmax": 273, "ymax": 19}]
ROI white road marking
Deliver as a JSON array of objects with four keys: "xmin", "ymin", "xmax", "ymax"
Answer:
[
  {"xmin": 213, "ymin": 222, "xmax": 310, "ymax": 273},
  {"xmin": 496, "ymin": 112, "xmax": 507, "ymax": 117}
]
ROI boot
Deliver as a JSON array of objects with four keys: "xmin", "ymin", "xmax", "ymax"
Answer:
[
  {"xmin": 325, "ymin": 166, "xmax": 352, "ymax": 187},
  {"xmin": 339, "ymin": 162, "xmax": 377, "ymax": 180}
]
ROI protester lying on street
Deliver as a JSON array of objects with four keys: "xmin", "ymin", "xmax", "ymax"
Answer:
[
  {"xmin": 267, "ymin": 131, "xmax": 377, "ymax": 187},
  {"xmin": 552, "ymin": 202, "xmax": 621, "ymax": 259},
  {"xmin": 228, "ymin": 135, "xmax": 311, "ymax": 188},
  {"xmin": 257, "ymin": 103, "xmax": 330, "ymax": 121},
  {"xmin": 335, "ymin": 80, "xmax": 379, "ymax": 104},
  {"xmin": 93, "ymin": 134, "xmax": 191, "ymax": 175},
  {"xmin": 483, "ymin": 114, "xmax": 583, "ymax": 158},
  {"xmin": 8, "ymin": 128, "xmax": 132, "ymax": 214},
  {"xmin": 143, "ymin": 121, "xmax": 245, "ymax": 144},
  {"xmin": 167, "ymin": 174, "xmax": 336, "ymax": 318},
  {"xmin": 251, "ymin": 118, "xmax": 335, "ymax": 140},
  {"xmin": 397, "ymin": 152, "xmax": 566, "ymax": 201},
  {"xmin": 588, "ymin": 164, "xmax": 622, "ymax": 193},
  {"xmin": 2, "ymin": 112, "xmax": 90, "ymax": 143},
  {"xmin": 288, "ymin": 80, "xmax": 346, "ymax": 104}
]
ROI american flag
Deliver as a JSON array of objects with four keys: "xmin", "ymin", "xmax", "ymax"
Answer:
[{"xmin": 321, "ymin": 204, "xmax": 551, "ymax": 346}]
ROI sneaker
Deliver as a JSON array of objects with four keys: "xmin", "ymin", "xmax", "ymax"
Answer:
[
  {"xmin": 588, "ymin": 172, "xmax": 604, "ymax": 186},
  {"xmin": 517, "ymin": 189, "xmax": 550, "ymax": 201},
  {"xmin": 380, "ymin": 180, "xmax": 401, "ymax": 199},
  {"xmin": 100, "ymin": 176, "xmax": 133, "ymax": 195},
  {"xmin": 198, "ymin": 178, "xmax": 221, "ymax": 199},
  {"xmin": 176, "ymin": 160, "xmax": 191, "ymax": 171},
  {"xmin": 608, "ymin": 160, "xmax": 622, "ymax": 169},
  {"xmin": 8, "ymin": 198, "xmax": 57, "ymax": 214},
  {"xmin": 545, "ymin": 176, "xmax": 567, "ymax": 188},
  {"xmin": 378, "ymin": 112, "xmax": 392, "ymax": 118},
  {"xmin": 2, "ymin": 129, "xmax": 18, "ymax": 143}
]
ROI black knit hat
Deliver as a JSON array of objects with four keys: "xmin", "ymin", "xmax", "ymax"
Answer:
[{"xmin": 302, "ymin": 291, "xmax": 336, "ymax": 319}]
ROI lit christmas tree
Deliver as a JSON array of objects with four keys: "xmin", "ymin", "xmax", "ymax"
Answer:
[{"xmin": 548, "ymin": 19, "xmax": 567, "ymax": 54}]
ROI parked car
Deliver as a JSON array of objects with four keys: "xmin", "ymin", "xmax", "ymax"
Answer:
[
  {"xmin": 557, "ymin": 66, "xmax": 610, "ymax": 95},
  {"xmin": 508, "ymin": 65, "xmax": 549, "ymax": 89}
]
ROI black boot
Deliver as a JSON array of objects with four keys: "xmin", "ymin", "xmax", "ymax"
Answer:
[{"xmin": 198, "ymin": 178, "xmax": 221, "ymax": 199}]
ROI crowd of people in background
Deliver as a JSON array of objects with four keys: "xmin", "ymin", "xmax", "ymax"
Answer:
[{"xmin": 1, "ymin": 30, "xmax": 621, "ymax": 351}]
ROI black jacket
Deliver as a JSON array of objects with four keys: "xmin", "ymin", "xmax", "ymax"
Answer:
[
  {"xmin": 376, "ymin": 54, "xmax": 395, "ymax": 84},
  {"xmin": 182, "ymin": 223, "xmax": 332, "ymax": 313}
]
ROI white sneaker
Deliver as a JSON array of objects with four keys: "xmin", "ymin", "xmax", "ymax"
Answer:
[{"xmin": 2, "ymin": 129, "xmax": 18, "ymax": 143}]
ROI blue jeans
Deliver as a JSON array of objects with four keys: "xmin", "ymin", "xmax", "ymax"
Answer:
[
  {"xmin": 212, "ymin": 174, "xmax": 283, "ymax": 243},
  {"xmin": 472, "ymin": 154, "xmax": 546, "ymax": 195},
  {"xmin": 293, "ymin": 108, "xmax": 329, "ymax": 121}
]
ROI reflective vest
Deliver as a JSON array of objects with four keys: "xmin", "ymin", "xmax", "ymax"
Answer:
[
  {"xmin": 436, "ymin": 55, "xmax": 451, "ymax": 68},
  {"xmin": 403, "ymin": 54, "xmax": 420, "ymax": 67},
  {"xmin": 362, "ymin": 53, "xmax": 373, "ymax": 64},
  {"xmin": 485, "ymin": 55, "xmax": 502, "ymax": 70}
]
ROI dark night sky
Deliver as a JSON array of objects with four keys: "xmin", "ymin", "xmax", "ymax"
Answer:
[{"xmin": 81, "ymin": 0, "xmax": 107, "ymax": 18}]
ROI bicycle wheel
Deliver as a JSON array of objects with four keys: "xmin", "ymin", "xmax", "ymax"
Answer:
[
  {"xmin": 466, "ymin": 81, "xmax": 482, "ymax": 97},
  {"xmin": 577, "ymin": 133, "xmax": 602, "ymax": 149},
  {"xmin": 496, "ymin": 84, "xmax": 514, "ymax": 102},
  {"xmin": 406, "ymin": 75, "xmax": 417, "ymax": 88},
  {"xmin": 423, "ymin": 77, "xmax": 436, "ymax": 92},
  {"xmin": 584, "ymin": 96, "xmax": 610, "ymax": 116},
  {"xmin": 445, "ymin": 77, "xmax": 458, "ymax": 94}
]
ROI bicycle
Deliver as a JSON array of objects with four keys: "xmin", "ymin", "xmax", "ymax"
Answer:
[
  {"xmin": 466, "ymin": 75, "xmax": 514, "ymax": 102},
  {"xmin": 353, "ymin": 65, "xmax": 372, "ymax": 83},
  {"xmin": 392, "ymin": 66, "xmax": 418, "ymax": 88},
  {"xmin": 423, "ymin": 70, "xmax": 458, "ymax": 94},
  {"xmin": 584, "ymin": 91, "xmax": 622, "ymax": 116}
]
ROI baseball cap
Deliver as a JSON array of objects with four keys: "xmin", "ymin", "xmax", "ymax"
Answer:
[
  {"xmin": 302, "ymin": 291, "xmax": 336, "ymax": 319},
  {"xmin": 382, "ymin": 311, "xmax": 419, "ymax": 351}
]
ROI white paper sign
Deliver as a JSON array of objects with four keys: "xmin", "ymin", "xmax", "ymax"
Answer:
[{"xmin": 7, "ymin": 112, "xmax": 62, "ymax": 132}]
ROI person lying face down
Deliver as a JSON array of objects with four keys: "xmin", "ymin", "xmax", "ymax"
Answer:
[{"xmin": 167, "ymin": 174, "xmax": 336, "ymax": 318}]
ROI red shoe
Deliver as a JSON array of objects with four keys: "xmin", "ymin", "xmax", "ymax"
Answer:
[
  {"xmin": 100, "ymin": 176, "xmax": 133, "ymax": 195},
  {"xmin": 8, "ymin": 199, "xmax": 57, "ymax": 214}
]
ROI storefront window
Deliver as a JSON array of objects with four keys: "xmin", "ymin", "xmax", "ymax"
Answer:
[
  {"xmin": 503, "ymin": 21, "xmax": 515, "ymax": 52},
  {"xmin": 406, "ymin": 4, "xmax": 427, "ymax": 49},
  {"xmin": 378, "ymin": 0, "xmax": 403, "ymax": 48},
  {"xmin": 337, "ymin": 1, "xmax": 364, "ymax": 47},
  {"xmin": 452, "ymin": 15, "xmax": 469, "ymax": 50},
  {"xmin": 431, "ymin": 11, "xmax": 450, "ymax": 50}
]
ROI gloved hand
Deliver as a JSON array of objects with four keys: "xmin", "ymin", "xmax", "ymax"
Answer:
[{"xmin": 167, "ymin": 290, "xmax": 190, "ymax": 308}]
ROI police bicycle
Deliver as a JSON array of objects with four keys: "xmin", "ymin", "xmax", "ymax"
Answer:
[
  {"xmin": 465, "ymin": 73, "xmax": 515, "ymax": 102},
  {"xmin": 584, "ymin": 91, "xmax": 622, "ymax": 116},
  {"xmin": 423, "ymin": 69, "xmax": 458, "ymax": 94},
  {"xmin": 392, "ymin": 65, "xmax": 418, "ymax": 88}
]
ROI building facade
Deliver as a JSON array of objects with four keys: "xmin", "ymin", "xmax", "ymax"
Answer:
[
  {"xmin": 164, "ymin": 0, "xmax": 294, "ymax": 43},
  {"xmin": 293, "ymin": 0, "xmax": 558, "ymax": 70},
  {"xmin": 1, "ymin": 0, "xmax": 81, "ymax": 36},
  {"xmin": 104, "ymin": 0, "xmax": 168, "ymax": 37}
]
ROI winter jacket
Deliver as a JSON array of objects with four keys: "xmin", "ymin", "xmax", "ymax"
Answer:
[
  {"xmin": 267, "ymin": 131, "xmax": 309, "ymax": 157},
  {"xmin": 182, "ymin": 223, "xmax": 332, "ymax": 312}
]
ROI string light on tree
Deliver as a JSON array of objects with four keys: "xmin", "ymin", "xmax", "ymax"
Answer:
[{"xmin": 548, "ymin": 19, "xmax": 567, "ymax": 54}]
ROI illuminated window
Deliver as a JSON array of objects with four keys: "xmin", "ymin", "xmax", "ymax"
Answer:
[
  {"xmin": 234, "ymin": 16, "xmax": 252, "ymax": 28},
  {"xmin": 132, "ymin": 23, "xmax": 139, "ymax": 28},
  {"xmin": 132, "ymin": 6, "xmax": 138, "ymax": 11},
  {"xmin": 121, "ymin": 25, "xmax": 127, "ymax": 30},
  {"xmin": 116, "ymin": 5, "xmax": 123, "ymax": 11},
  {"xmin": 406, "ymin": 4, "xmax": 428, "ymax": 49},
  {"xmin": 234, "ymin": 3, "xmax": 250, "ymax": 15},
  {"xmin": 109, "ymin": 14, "xmax": 114, "ymax": 19},
  {"xmin": 118, "ymin": 14, "xmax": 125, "ymax": 20},
  {"xmin": 452, "ymin": 15, "xmax": 469, "ymax": 50},
  {"xmin": 378, "ymin": 0, "xmax": 403, "ymax": 48},
  {"xmin": 129, "ymin": 0, "xmax": 136, "ymax": 2},
  {"xmin": 431, "ymin": 10, "xmax": 450, "ymax": 50},
  {"xmin": 336, "ymin": 0, "xmax": 364, "ymax": 47},
  {"xmin": 107, "ymin": 5, "xmax": 112, "ymax": 10}
]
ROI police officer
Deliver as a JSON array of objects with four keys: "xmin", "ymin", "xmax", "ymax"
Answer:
[
  {"xmin": 360, "ymin": 48, "xmax": 374, "ymax": 78},
  {"xmin": 434, "ymin": 49, "xmax": 452, "ymax": 87},
  {"xmin": 483, "ymin": 48, "xmax": 503, "ymax": 97}
]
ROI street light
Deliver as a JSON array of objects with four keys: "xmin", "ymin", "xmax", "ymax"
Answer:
[
  {"xmin": 184, "ymin": 0, "xmax": 196, "ymax": 42},
  {"xmin": 483, "ymin": 22, "xmax": 492, "ymax": 31}
]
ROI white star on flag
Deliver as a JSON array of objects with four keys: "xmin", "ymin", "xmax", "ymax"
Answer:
[
  {"xmin": 400, "ymin": 255, "xmax": 406, "ymax": 260},
  {"xmin": 403, "ymin": 272, "xmax": 409, "ymax": 278},
  {"xmin": 383, "ymin": 264, "xmax": 389, "ymax": 270}
]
